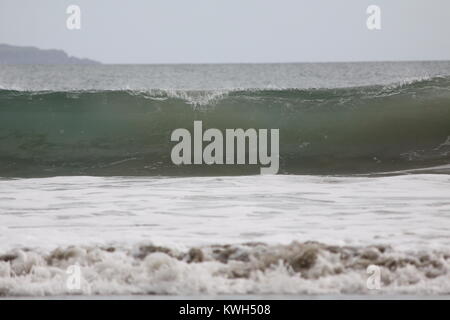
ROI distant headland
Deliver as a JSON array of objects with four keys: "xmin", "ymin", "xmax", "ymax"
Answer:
[{"xmin": 0, "ymin": 44, "xmax": 101, "ymax": 64}]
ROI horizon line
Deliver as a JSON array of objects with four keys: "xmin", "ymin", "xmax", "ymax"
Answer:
[{"xmin": 100, "ymin": 59, "xmax": 450, "ymax": 65}]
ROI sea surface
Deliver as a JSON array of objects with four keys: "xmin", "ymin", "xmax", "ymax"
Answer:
[{"xmin": 0, "ymin": 62, "xmax": 450, "ymax": 297}]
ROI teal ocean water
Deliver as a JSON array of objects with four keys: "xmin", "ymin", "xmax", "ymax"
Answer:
[{"xmin": 1, "ymin": 63, "xmax": 450, "ymax": 177}]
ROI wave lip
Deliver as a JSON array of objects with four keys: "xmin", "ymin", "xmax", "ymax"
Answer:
[
  {"xmin": 1, "ymin": 76, "xmax": 450, "ymax": 177},
  {"xmin": 1, "ymin": 241, "xmax": 449, "ymax": 296}
]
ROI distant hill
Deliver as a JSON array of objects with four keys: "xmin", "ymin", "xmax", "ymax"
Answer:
[{"xmin": 0, "ymin": 44, "xmax": 101, "ymax": 64}]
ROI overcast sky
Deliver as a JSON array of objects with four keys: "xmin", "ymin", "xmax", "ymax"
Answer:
[{"xmin": 1, "ymin": 0, "xmax": 449, "ymax": 64}]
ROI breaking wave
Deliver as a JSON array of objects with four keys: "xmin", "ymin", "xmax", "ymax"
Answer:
[{"xmin": 1, "ymin": 76, "xmax": 450, "ymax": 176}]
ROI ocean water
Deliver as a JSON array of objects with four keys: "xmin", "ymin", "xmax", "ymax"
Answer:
[{"xmin": 0, "ymin": 62, "xmax": 450, "ymax": 297}]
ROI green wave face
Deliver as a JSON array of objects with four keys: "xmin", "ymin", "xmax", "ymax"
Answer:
[{"xmin": 1, "ymin": 77, "xmax": 450, "ymax": 177}]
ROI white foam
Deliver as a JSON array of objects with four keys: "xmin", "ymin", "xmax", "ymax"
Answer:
[
  {"xmin": 1, "ymin": 174, "xmax": 450, "ymax": 251},
  {"xmin": 1, "ymin": 242, "xmax": 449, "ymax": 296},
  {"xmin": 1, "ymin": 174, "xmax": 450, "ymax": 296}
]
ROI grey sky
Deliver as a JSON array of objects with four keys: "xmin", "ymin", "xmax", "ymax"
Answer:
[{"xmin": 1, "ymin": 0, "xmax": 449, "ymax": 64}]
